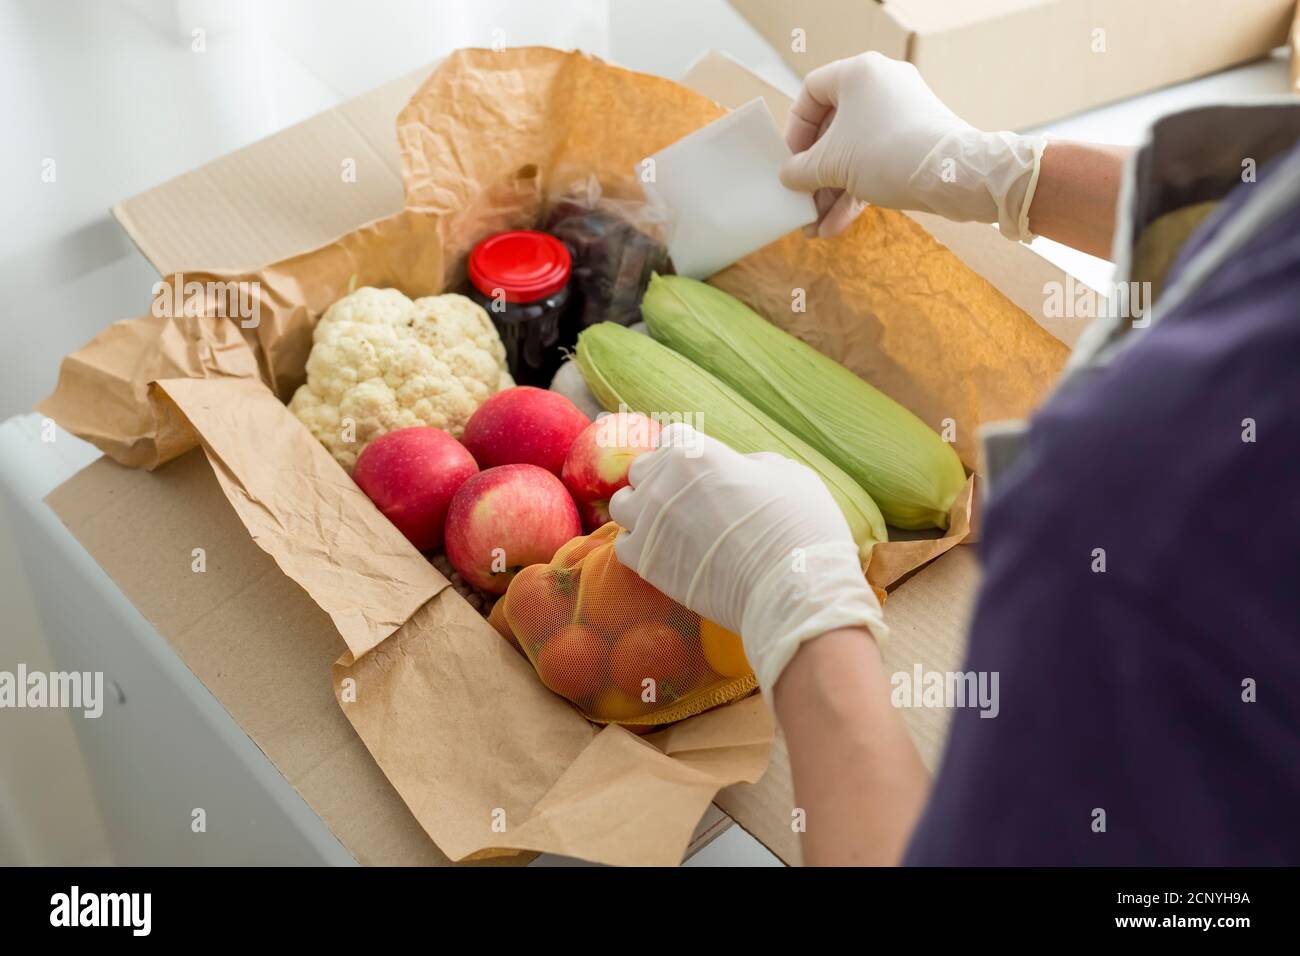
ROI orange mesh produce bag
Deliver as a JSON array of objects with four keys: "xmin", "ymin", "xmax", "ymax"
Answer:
[{"xmin": 488, "ymin": 522, "xmax": 758, "ymax": 727}]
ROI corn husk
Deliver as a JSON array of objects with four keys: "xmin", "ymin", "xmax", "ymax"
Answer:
[{"xmin": 641, "ymin": 274, "xmax": 966, "ymax": 530}]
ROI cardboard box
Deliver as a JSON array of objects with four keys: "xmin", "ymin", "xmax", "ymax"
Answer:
[
  {"xmin": 42, "ymin": 49, "xmax": 1083, "ymax": 866},
  {"xmin": 728, "ymin": 0, "xmax": 1295, "ymax": 130}
]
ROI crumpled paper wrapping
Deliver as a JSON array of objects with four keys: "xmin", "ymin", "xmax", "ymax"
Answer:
[
  {"xmin": 37, "ymin": 47, "xmax": 1068, "ymax": 864},
  {"xmin": 333, "ymin": 590, "xmax": 772, "ymax": 867},
  {"xmin": 156, "ymin": 376, "xmax": 448, "ymax": 659},
  {"xmin": 38, "ymin": 209, "xmax": 446, "ymax": 455},
  {"xmin": 37, "ymin": 311, "xmax": 257, "ymax": 469}
]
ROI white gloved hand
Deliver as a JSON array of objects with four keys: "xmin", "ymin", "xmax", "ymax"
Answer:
[
  {"xmin": 609, "ymin": 423, "xmax": 886, "ymax": 699},
  {"xmin": 780, "ymin": 52, "xmax": 1046, "ymax": 242}
]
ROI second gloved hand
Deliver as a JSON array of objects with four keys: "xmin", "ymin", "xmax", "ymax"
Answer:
[
  {"xmin": 780, "ymin": 52, "xmax": 1046, "ymax": 241},
  {"xmin": 609, "ymin": 423, "xmax": 886, "ymax": 698}
]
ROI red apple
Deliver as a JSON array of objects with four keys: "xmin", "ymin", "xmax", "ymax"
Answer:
[
  {"xmin": 444, "ymin": 464, "xmax": 582, "ymax": 594},
  {"xmin": 562, "ymin": 412, "xmax": 661, "ymax": 530},
  {"xmin": 461, "ymin": 386, "xmax": 591, "ymax": 476},
  {"xmin": 353, "ymin": 427, "xmax": 478, "ymax": 551},
  {"xmin": 576, "ymin": 498, "xmax": 611, "ymax": 532}
]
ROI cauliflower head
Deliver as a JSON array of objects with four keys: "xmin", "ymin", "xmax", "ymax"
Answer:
[{"xmin": 289, "ymin": 287, "xmax": 513, "ymax": 470}]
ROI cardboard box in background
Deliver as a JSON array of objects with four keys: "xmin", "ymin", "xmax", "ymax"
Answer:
[
  {"xmin": 51, "ymin": 50, "xmax": 1084, "ymax": 866},
  {"xmin": 729, "ymin": 0, "xmax": 1296, "ymax": 130}
]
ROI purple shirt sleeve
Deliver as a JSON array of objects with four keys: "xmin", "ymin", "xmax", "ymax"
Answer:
[{"xmin": 904, "ymin": 153, "xmax": 1300, "ymax": 865}]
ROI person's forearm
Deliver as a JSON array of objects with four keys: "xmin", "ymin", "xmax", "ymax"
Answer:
[
  {"xmin": 773, "ymin": 627, "xmax": 930, "ymax": 866},
  {"xmin": 1027, "ymin": 141, "xmax": 1131, "ymax": 258}
]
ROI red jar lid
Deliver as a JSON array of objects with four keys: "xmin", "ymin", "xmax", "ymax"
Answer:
[{"xmin": 468, "ymin": 230, "xmax": 571, "ymax": 303}]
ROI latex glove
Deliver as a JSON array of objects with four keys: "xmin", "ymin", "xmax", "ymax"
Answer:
[
  {"xmin": 780, "ymin": 51, "xmax": 1046, "ymax": 242},
  {"xmin": 609, "ymin": 423, "xmax": 886, "ymax": 698}
]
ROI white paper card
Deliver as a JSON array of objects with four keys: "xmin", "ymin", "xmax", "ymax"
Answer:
[{"xmin": 640, "ymin": 98, "xmax": 817, "ymax": 279}]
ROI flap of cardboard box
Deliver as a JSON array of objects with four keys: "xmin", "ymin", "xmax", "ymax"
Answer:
[{"xmin": 112, "ymin": 67, "xmax": 428, "ymax": 276}]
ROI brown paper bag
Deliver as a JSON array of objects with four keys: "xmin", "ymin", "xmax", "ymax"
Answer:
[{"xmin": 38, "ymin": 47, "xmax": 1068, "ymax": 865}]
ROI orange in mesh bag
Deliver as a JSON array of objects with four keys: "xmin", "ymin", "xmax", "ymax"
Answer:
[{"xmin": 488, "ymin": 522, "xmax": 757, "ymax": 727}]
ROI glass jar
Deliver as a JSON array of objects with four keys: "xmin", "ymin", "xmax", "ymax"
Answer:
[{"xmin": 467, "ymin": 230, "xmax": 574, "ymax": 387}]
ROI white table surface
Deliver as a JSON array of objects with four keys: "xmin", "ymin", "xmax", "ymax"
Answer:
[{"xmin": 0, "ymin": 0, "xmax": 1291, "ymax": 867}]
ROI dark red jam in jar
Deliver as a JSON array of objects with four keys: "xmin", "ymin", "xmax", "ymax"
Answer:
[{"xmin": 467, "ymin": 230, "xmax": 573, "ymax": 386}]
